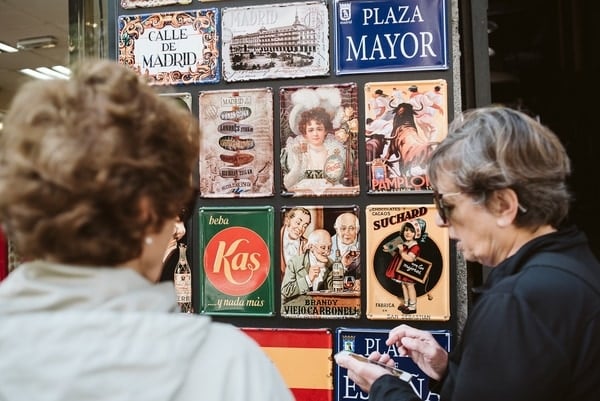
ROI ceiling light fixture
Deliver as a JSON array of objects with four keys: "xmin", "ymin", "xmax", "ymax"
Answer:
[
  {"xmin": 16, "ymin": 36, "xmax": 57, "ymax": 50},
  {"xmin": 0, "ymin": 41, "xmax": 18, "ymax": 53},
  {"xmin": 20, "ymin": 68, "xmax": 54, "ymax": 80},
  {"xmin": 51, "ymin": 65, "xmax": 71, "ymax": 76},
  {"xmin": 20, "ymin": 65, "xmax": 71, "ymax": 80},
  {"xmin": 36, "ymin": 67, "xmax": 69, "ymax": 80}
]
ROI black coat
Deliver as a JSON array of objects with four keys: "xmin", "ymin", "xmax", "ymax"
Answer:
[{"xmin": 370, "ymin": 225, "xmax": 600, "ymax": 401}]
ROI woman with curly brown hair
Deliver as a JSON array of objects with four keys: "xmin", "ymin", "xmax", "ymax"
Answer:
[{"xmin": 0, "ymin": 60, "xmax": 293, "ymax": 401}]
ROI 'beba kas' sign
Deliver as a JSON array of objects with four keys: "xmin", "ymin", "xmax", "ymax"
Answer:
[
  {"xmin": 118, "ymin": 9, "xmax": 220, "ymax": 85},
  {"xmin": 333, "ymin": 0, "xmax": 448, "ymax": 75}
]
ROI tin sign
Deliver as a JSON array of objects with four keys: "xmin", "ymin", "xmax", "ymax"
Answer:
[
  {"xmin": 242, "ymin": 328, "xmax": 333, "ymax": 401},
  {"xmin": 199, "ymin": 88, "xmax": 274, "ymax": 198},
  {"xmin": 333, "ymin": 0, "xmax": 448, "ymax": 75},
  {"xmin": 197, "ymin": 206, "xmax": 275, "ymax": 316},
  {"xmin": 118, "ymin": 9, "xmax": 220, "ymax": 85},
  {"xmin": 365, "ymin": 204, "xmax": 450, "ymax": 321},
  {"xmin": 335, "ymin": 327, "xmax": 451, "ymax": 401}
]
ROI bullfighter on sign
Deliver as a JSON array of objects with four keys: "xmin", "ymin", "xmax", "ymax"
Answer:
[{"xmin": 364, "ymin": 79, "xmax": 448, "ymax": 193}]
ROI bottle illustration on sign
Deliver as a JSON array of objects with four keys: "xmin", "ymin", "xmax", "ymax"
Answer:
[
  {"xmin": 332, "ymin": 249, "xmax": 344, "ymax": 292},
  {"xmin": 174, "ymin": 243, "xmax": 193, "ymax": 313}
]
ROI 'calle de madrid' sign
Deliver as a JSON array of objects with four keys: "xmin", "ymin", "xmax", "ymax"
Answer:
[{"xmin": 333, "ymin": 0, "xmax": 448, "ymax": 75}]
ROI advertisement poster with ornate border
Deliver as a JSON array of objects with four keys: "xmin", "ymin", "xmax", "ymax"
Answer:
[
  {"xmin": 333, "ymin": 0, "xmax": 448, "ymax": 75},
  {"xmin": 364, "ymin": 79, "xmax": 447, "ymax": 193},
  {"xmin": 280, "ymin": 83, "xmax": 359, "ymax": 197},
  {"xmin": 335, "ymin": 327, "xmax": 451, "ymax": 400},
  {"xmin": 198, "ymin": 88, "xmax": 274, "ymax": 198},
  {"xmin": 121, "ymin": 0, "xmax": 192, "ymax": 9},
  {"xmin": 280, "ymin": 205, "xmax": 361, "ymax": 319},
  {"xmin": 197, "ymin": 206, "xmax": 275, "ymax": 316},
  {"xmin": 221, "ymin": 1, "xmax": 329, "ymax": 82},
  {"xmin": 242, "ymin": 328, "xmax": 333, "ymax": 401},
  {"xmin": 118, "ymin": 8, "xmax": 219, "ymax": 85},
  {"xmin": 365, "ymin": 204, "xmax": 450, "ymax": 321}
]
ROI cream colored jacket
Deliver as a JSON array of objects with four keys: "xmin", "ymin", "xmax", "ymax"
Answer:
[{"xmin": 0, "ymin": 261, "xmax": 294, "ymax": 401}]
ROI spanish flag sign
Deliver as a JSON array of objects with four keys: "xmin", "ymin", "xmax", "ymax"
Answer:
[{"xmin": 242, "ymin": 327, "xmax": 333, "ymax": 401}]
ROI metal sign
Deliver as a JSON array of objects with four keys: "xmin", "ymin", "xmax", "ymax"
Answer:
[
  {"xmin": 333, "ymin": 0, "xmax": 448, "ymax": 75},
  {"xmin": 335, "ymin": 327, "xmax": 451, "ymax": 401}
]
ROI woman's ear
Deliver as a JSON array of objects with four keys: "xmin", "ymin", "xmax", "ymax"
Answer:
[
  {"xmin": 492, "ymin": 188, "xmax": 520, "ymax": 227},
  {"xmin": 138, "ymin": 196, "xmax": 159, "ymax": 230}
]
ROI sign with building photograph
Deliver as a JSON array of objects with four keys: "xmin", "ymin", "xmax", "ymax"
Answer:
[
  {"xmin": 117, "ymin": 8, "xmax": 220, "ymax": 85},
  {"xmin": 333, "ymin": 0, "xmax": 448, "ymax": 75},
  {"xmin": 365, "ymin": 204, "xmax": 450, "ymax": 321},
  {"xmin": 221, "ymin": 1, "xmax": 329, "ymax": 82},
  {"xmin": 199, "ymin": 87, "xmax": 274, "ymax": 198}
]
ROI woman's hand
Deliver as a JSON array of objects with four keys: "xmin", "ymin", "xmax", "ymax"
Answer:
[
  {"xmin": 334, "ymin": 351, "xmax": 394, "ymax": 393},
  {"xmin": 386, "ymin": 324, "xmax": 449, "ymax": 380}
]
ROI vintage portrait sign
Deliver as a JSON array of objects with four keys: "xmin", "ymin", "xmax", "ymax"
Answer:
[
  {"xmin": 199, "ymin": 87, "xmax": 274, "ymax": 198},
  {"xmin": 280, "ymin": 205, "xmax": 361, "ymax": 319},
  {"xmin": 118, "ymin": 8, "xmax": 219, "ymax": 85},
  {"xmin": 197, "ymin": 206, "xmax": 275, "ymax": 316},
  {"xmin": 242, "ymin": 328, "xmax": 333, "ymax": 401},
  {"xmin": 364, "ymin": 79, "xmax": 448, "ymax": 193},
  {"xmin": 121, "ymin": 0, "xmax": 192, "ymax": 9},
  {"xmin": 365, "ymin": 204, "xmax": 450, "ymax": 321},
  {"xmin": 333, "ymin": 0, "xmax": 448, "ymax": 75},
  {"xmin": 280, "ymin": 83, "xmax": 359, "ymax": 197},
  {"xmin": 335, "ymin": 327, "xmax": 451, "ymax": 400},
  {"xmin": 221, "ymin": 1, "xmax": 329, "ymax": 82}
]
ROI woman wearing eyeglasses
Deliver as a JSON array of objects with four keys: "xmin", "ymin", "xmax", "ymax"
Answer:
[{"xmin": 336, "ymin": 106, "xmax": 600, "ymax": 401}]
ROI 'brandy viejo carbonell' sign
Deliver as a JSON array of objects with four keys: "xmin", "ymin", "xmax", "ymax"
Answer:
[
  {"xmin": 333, "ymin": 0, "xmax": 448, "ymax": 75},
  {"xmin": 118, "ymin": 9, "xmax": 220, "ymax": 85}
]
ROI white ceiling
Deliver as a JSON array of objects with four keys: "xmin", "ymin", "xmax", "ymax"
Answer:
[{"xmin": 0, "ymin": 0, "xmax": 70, "ymax": 114}]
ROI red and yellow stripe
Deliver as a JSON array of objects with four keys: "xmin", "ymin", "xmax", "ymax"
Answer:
[{"xmin": 242, "ymin": 328, "xmax": 333, "ymax": 401}]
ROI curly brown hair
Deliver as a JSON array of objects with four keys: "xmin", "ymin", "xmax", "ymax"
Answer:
[{"xmin": 0, "ymin": 60, "xmax": 199, "ymax": 266}]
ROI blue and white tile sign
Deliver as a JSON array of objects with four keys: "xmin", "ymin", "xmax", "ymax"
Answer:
[
  {"xmin": 333, "ymin": 0, "xmax": 448, "ymax": 75},
  {"xmin": 335, "ymin": 327, "xmax": 451, "ymax": 400}
]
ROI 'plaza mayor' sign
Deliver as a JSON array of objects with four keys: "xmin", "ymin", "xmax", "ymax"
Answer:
[{"xmin": 333, "ymin": 0, "xmax": 448, "ymax": 75}]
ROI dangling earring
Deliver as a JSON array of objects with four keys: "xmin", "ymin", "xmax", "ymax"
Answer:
[{"xmin": 145, "ymin": 236, "xmax": 153, "ymax": 245}]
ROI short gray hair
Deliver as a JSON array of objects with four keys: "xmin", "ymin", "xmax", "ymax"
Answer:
[{"xmin": 428, "ymin": 106, "xmax": 571, "ymax": 228}]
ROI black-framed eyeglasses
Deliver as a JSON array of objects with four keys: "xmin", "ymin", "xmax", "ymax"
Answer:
[
  {"xmin": 433, "ymin": 189, "xmax": 528, "ymax": 225},
  {"xmin": 432, "ymin": 190, "xmax": 464, "ymax": 224}
]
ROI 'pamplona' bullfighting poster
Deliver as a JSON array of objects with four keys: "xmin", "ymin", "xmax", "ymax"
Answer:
[
  {"xmin": 365, "ymin": 204, "xmax": 450, "ymax": 321},
  {"xmin": 365, "ymin": 79, "xmax": 447, "ymax": 193}
]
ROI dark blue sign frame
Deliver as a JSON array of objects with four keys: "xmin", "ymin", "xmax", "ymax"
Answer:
[
  {"xmin": 334, "ymin": 0, "xmax": 448, "ymax": 75},
  {"xmin": 335, "ymin": 327, "xmax": 451, "ymax": 400}
]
